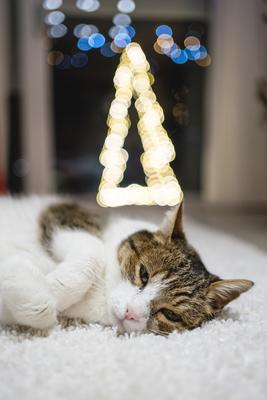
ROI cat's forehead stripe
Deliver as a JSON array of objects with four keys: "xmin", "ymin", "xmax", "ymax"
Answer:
[{"xmin": 128, "ymin": 238, "xmax": 140, "ymax": 257}]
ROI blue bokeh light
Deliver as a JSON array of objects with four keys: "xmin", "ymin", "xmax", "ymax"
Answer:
[
  {"xmin": 155, "ymin": 24, "xmax": 173, "ymax": 37},
  {"xmin": 57, "ymin": 55, "xmax": 72, "ymax": 70},
  {"xmin": 126, "ymin": 25, "xmax": 135, "ymax": 39},
  {"xmin": 198, "ymin": 45, "xmax": 208, "ymax": 60},
  {"xmin": 88, "ymin": 33, "xmax": 106, "ymax": 48},
  {"xmin": 113, "ymin": 13, "xmax": 131, "ymax": 26},
  {"xmin": 100, "ymin": 42, "xmax": 117, "ymax": 57},
  {"xmin": 74, "ymin": 23, "xmax": 98, "ymax": 38},
  {"xmin": 45, "ymin": 10, "xmax": 65, "ymax": 25},
  {"xmin": 48, "ymin": 24, "xmax": 68, "ymax": 38},
  {"xmin": 117, "ymin": 0, "xmax": 136, "ymax": 14},
  {"xmin": 43, "ymin": 0, "xmax": 63, "ymax": 10},
  {"xmin": 185, "ymin": 47, "xmax": 201, "ymax": 61},
  {"xmin": 165, "ymin": 44, "xmax": 180, "ymax": 58},
  {"xmin": 77, "ymin": 37, "xmax": 92, "ymax": 51},
  {"xmin": 114, "ymin": 33, "xmax": 131, "ymax": 48},
  {"xmin": 171, "ymin": 49, "xmax": 188, "ymax": 64},
  {"xmin": 109, "ymin": 25, "xmax": 128, "ymax": 39},
  {"xmin": 71, "ymin": 53, "xmax": 88, "ymax": 68}
]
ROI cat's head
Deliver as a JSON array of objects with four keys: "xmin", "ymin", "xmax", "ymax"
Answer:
[{"xmin": 110, "ymin": 203, "xmax": 254, "ymax": 335}]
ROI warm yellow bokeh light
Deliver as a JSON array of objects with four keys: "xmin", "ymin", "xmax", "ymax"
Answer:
[{"xmin": 97, "ymin": 42, "xmax": 183, "ymax": 207}]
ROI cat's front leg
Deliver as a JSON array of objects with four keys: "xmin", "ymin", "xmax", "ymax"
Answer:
[
  {"xmin": 46, "ymin": 230, "xmax": 104, "ymax": 312},
  {"xmin": 0, "ymin": 255, "xmax": 57, "ymax": 329}
]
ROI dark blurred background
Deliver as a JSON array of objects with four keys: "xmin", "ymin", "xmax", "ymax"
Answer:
[{"xmin": 0, "ymin": 0, "xmax": 267, "ymax": 248}]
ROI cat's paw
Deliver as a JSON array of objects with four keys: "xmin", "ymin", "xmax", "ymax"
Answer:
[
  {"xmin": 2, "ymin": 282, "xmax": 57, "ymax": 329},
  {"xmin": 0, "ymin": 256, "xmax": 57, "ymax": 329}
]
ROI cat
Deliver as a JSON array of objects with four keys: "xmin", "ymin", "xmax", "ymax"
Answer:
[{"xmin": 0, "ymin": 196, "xmax": 254, "ymax": 335}]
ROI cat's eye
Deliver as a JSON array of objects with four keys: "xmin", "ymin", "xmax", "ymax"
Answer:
[
  {"xmin": 160, "ymin": 308, "xmax": 182, "ymax": 323},
  {"xmin": 139, "ymin": 264, "xmax": 149, "ymax": 287}
]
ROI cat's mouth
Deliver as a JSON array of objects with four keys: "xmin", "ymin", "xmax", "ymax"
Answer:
[{"xmin": 110, "ymin": 309, "xmax": 148, "ymax": 334}]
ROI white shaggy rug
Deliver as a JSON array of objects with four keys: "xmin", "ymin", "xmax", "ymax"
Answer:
[{"xmin": 0, "ymin": 219, "xmax": 266, "ymax": 400}]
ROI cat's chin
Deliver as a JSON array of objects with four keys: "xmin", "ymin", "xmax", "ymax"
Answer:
[
  {"xmin": 120, "ymin": 318, "xmax": 147, "ymax": 334},
  {"xmin": 110, "ymin": 313, "xmax": 147, "ymax": 334}
]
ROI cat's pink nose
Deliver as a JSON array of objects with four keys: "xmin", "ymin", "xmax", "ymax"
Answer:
[{"xmin": 125, "ymin": 307, "xmax": 138, "ymax": 321}]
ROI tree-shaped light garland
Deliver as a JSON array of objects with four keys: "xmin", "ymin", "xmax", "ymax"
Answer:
[{"xmin": 97, "ymin": 42, "xmax": 183, "ymax": 207}]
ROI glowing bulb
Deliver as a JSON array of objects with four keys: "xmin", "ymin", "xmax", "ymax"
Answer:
[
  {"xmin": 45, "ymin": 10, "xmax": 65, "ymax": 25},
  {"xmin": 126, "ymin": 43, "xmax": 146, "ymax": 65},
  {"xmin": 43, "ymin": 0, "xmax": 63, "ymax": 10},
  {"xmin": 117, "ymin": 0, "xmax": 136, "ymax": 13}
]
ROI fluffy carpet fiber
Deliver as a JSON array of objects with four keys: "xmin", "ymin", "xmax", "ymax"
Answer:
[{"xmin": 0, "ymin": 220, "xmax": 266, "ymax": 400}]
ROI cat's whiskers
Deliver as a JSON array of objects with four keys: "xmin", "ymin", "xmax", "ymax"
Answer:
[{"xmin": 148, "ymin": 328, "xmax": 169, "ymax": 337}]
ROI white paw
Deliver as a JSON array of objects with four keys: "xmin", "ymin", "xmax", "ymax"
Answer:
[
  {"xmin": 0, "ymin": 256, "xmax": 57, "ymax": 329},
  {"xmin": 2, "ymin": 283, "xmax": 57, "ymax": 329}
]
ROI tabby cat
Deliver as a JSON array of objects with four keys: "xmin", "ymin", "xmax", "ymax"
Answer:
[{"xmin": 0, "ymin": 196, "xmax": 253, "ymax": 335}]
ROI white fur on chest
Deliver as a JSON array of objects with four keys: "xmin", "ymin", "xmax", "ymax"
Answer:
[{"xmin": 62, "ymin": 216, "xmax": 157, "ymax": 325}]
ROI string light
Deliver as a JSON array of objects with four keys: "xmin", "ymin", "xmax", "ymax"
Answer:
[
  {"xmin": 73, "ymin": 24, "xmax": 98, "ymax": 38},
  {"xmin": 113, "ymin": 13, "xmax": 132, "ymax": 27},
  {"xmin": 47, "ymin": 50, "xmax": 64, "ymax": 65},
  {"xmin": 48, "ymin": 24, "xmax": 68, "ymax": 38},
  {"xmin": 71, "ymin": 52, "xmax": 89, "ymax": 67},
  {"xmin": 153, "ymin": 24, "xmax": 211, "ymax": 67},
  {"xmin": 43, "ymin": 0, "xmax": 63, "ymax": 10},
  {"xmin": 101, "ymin": 42, "xmax": 117, "ymax": 57},
  {"xmin": 76, "ymin": 0, "xmax": 100, "ymax": 12},
  {"xmin": 77, "ymin": 37, "xmax": 92, "ymax": 51},
  {"xmin": 88, "ymin": 33, "xmax": 106, "ymax": 48},
  {"xmin": 97, "ymin": 42, "xmax": 183, "ymax": 207},
  {"xmin": 45, "ymin": 10, "xmax": 65, "ymax": 25},
  {"xmin": 117, "ymin": 0, "xmax": 136, "ymax": 14}
]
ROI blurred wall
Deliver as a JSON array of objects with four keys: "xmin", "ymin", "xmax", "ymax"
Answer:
[
  {"xmin": 0, "ymin": 0, "xmax": 8, "ymax": 178},
  {"xmin": 63, "ymin": 0, "xmax": 208, "ymax": 20},
  {"xmin": 19, "ymin": 0, "xmax": 55, "ymax": 193},
  {"xmin": 203, "ymin": 0, "xmax": 267, "ymax": 205}
]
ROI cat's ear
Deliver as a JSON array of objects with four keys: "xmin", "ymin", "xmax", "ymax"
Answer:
[
  {"xmin": 160, "ymin": 201, "xmax": 185, "ymax": 240},
  {"xmin": 207, "ymin": 279, "xmax": 254, "ymax": 311}
]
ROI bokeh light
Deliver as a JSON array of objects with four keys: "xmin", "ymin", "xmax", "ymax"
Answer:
[
  {"xmin": 126, "ymin": 25, "xmax": 136, "ymax": 39},
  {"xmin": 153, "ymin": 41, "xmax": 165, "ymax": 55},
  {"xmin": 56, "ymin": 54, "xmax": 72, "ymax": 69},
  {"xmin": 198, "ymin": 45, "xmax": 208, "ymax": 60},
  {"xmin": 77, "ymin": 37, "xmax": 92, "ymax": 51},
  {"xmin": 47, "ymin": 50, "xmax": 64, "ymax": 65},
  {"xmin": 184, "ymin": 35, "xmax": 200, "ymax": 50},
  {"xmin": 109, "ymin": 25, "xmax": 128, "ymax": 39},
  {"xmin": 73, "ymin": 24, "xmax": 98, "ymax": 38},
  {"xmin": 155, "ymin": 25, "xmax": 173, "ymax": 37},
  {"xmin": 97, "ymin": 42, "xmax": 183, "ymax": 207},
  {"xmin": 196, "ymin": 54, "xmax": 211, "ymax": 67},
  {"xmin": 157, "ymin": 34, "xmax": 174, "ymax": 53},
  {"xmin": 113, "ymin": 13, "xmax": 131, "ymax": 26},
  {"xmin": 117, "ymin": 0, "xmax": 136, "ymax": 13},
  {"xmin": 76, "ymin": 0, "xmax": 100, "ymax": 12},
  {"xmin": 43, "ymin": 0, "xmax": 63, "ymax": 10},
  {"xmin": 45, "ymin": 10, "xmax": 65, "ymax": 25},
  {"xmin": 185, "ymin": 47, "xmax": 201, "ymax": 61},
  {"xmin": 88, "ymin": 33, "xmax": 105, "ymax": 48},
  {"xmin": 168, "ymin": 45, "xmax": 181, "ymax": 58},
  {"xmin": 171, "ymin": 49, "xmax": 188, "ymax": 64},
  {"xmin": 101, "ymin": 42, "xmax": 117, "ymax": 57},
  {"xmin": 111, "ymin": 41, "xmax": 124, "ymax": 54},
  {"xmin": 114, "ymin": 33, "xmax": 131, "ymax": 48},
  {"xmin": 48, "ymin": 24, "xmax": 68, "ymax": 38},
  {"xmin": 71, "ymin": 53, "xmax": 89, "ymax": 68},
  {"xmin": 153, "ymin": 23, "xmax": 209, "ymax": 68}
]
